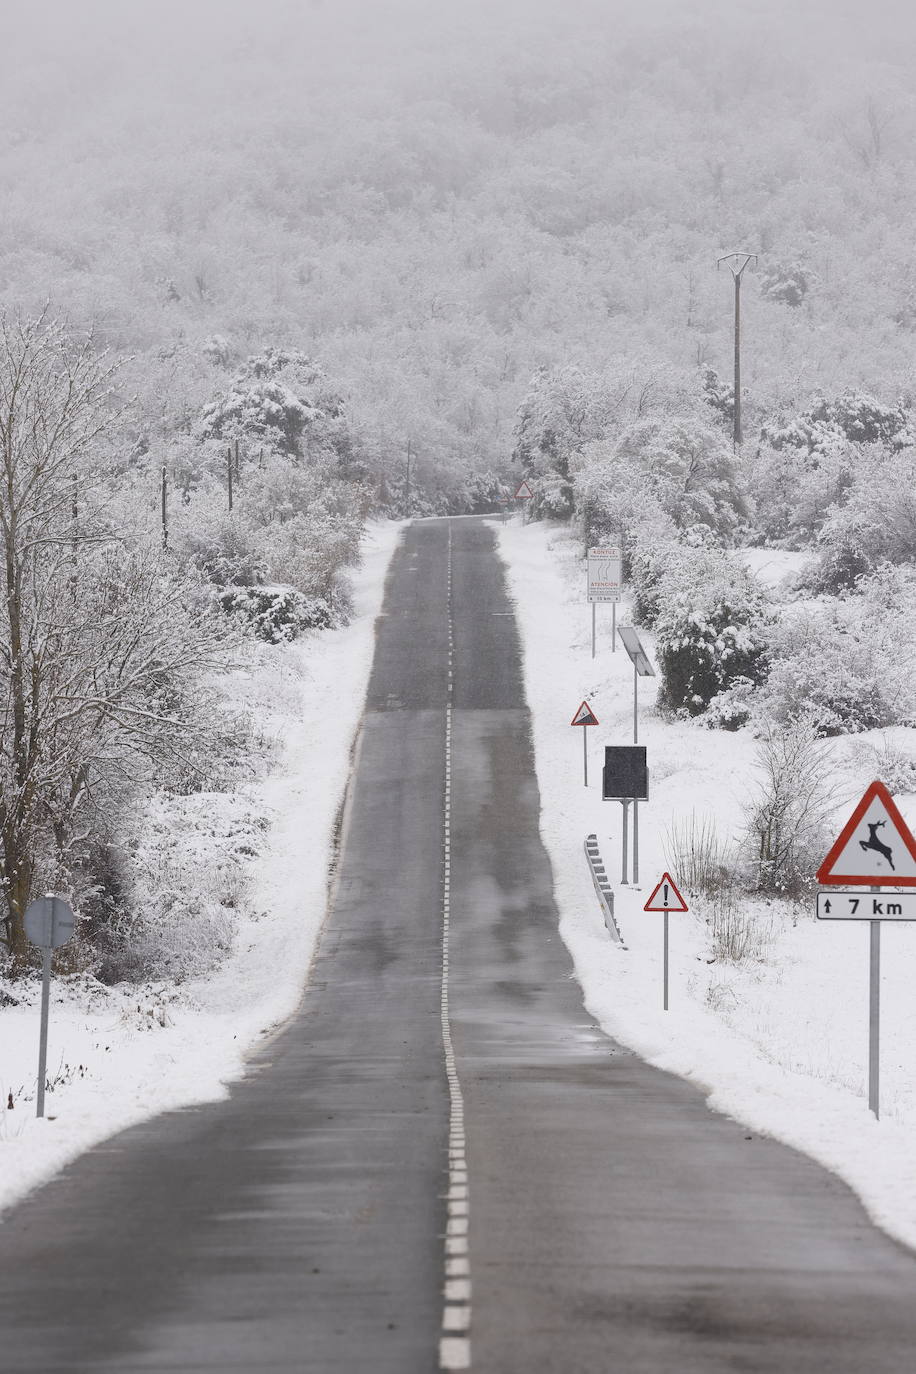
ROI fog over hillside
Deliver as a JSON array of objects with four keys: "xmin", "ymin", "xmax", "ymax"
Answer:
[{"xmin": 2, "ymin": 0, "xmax": 916, "ymax": 493}]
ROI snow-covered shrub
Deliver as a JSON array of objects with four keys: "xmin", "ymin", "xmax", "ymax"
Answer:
[
  {"xmin": 627, "ymin": 529, "xmax": 682, "ymax": 627},
  {"xmin": 701, "ymin": 883, "xmax": 773, "ymax": 964},
  {"xmin": 798, "ymin": 527, "xmax": 872, "ymax": 596},
  {"xmin": 746, "ymin": 440, "xmax": 854, "ymax": 546},
  {"xmin": 762, "ymin": 621, "xmax": 888, "ymax": 735},
  {"xmin": 574, "ymin": 443, "xmax": 687, "ymax": 629},
  {"xmin": 762, "ymin": 582, "xmax": 916, "ymax": 734},
  {"xmin": 744, "ymin": 713, "xmax": 838, "ymax": 896},
  {"xmin": 98, "ymin": 792, "xmax": 267, "ymax": 983},
  {"xmin": 575, "ymin": 447, "xmax": 677, "ymax": 556},
  {"xmin": 513, "ymin": 356, "xmax": 698, "ymax": 482},
  {"xmin": 801, "ymin": 448, "xmax": 916, "ymax": 590},
  {"xmin": 460, "ymin": 470, "xmax": 512, "ymax": 513},
  {"xmin": 702, "ymin": 367, "xmax": 734, "ymax": 427},
  {"xmin": 173, "ymin": 484, "xmax": 269, "ymax": 587},
  {"xmin": 702, "ymin": 677, "xmax": 757, "ymax": 731},
  {"xmin": 848, "ymin": 737, "xmax": 916, "ymax": 794},
  {"xmin": 170, "ymin": 454, "xmax": 364, "ymax": 610},
  {"xmin": 201, "ymin": 334, "xmax": 234, "ymax": 368},
  {"xmin": 219, "ymin": 585, "xmax": 334, "ymax": 643},
  {"xmin": 759, "ymin": 260, "xmax": 812, "ymax": 308},
  {"xmin": 613, "ymin": 415, "xmax": 746, "ymax": 543},
  {"xmin": 529, "ymin": 472, "xmax": 574, "ymax": 520},
  {"xmin": 761, "ymin": 391, "xmax": 910, "ymax": 455},
  {"xmin": 653, "ymin": 551, "xmax": 771, "ymax": 716},
  {"xmin": 663, "ymin": 813, "xmax": 733, "ymax": 895}
]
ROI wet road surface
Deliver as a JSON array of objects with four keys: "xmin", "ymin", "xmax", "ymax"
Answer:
[{"xmin": 2, "ymin": 518, "xmax": 916, "ymax": 1372}]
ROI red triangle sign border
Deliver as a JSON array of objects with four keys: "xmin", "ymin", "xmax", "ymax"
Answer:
[
  {"xmin": 644, "ymin": 871, "xmax": 689, "ymax": 913},
  {"xmin": 817, "ymin": 779, "xmax": 916, "ymax": 887},
  {"xmin": 570, "ymin": 699, "xmax": 599, "ymax": 727}
]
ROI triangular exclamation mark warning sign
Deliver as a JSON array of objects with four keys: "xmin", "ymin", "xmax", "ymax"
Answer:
[{"xmin": 644, "ymin": 872, "xmax": 688, "ymax": 912}]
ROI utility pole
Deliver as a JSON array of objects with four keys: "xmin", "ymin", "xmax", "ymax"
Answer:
[
  {"xmin": 716, "ymin": 252, "xmax": 757, "ymax": 448},
  {"xmin": 405, "ymin": 438, "xmax": 411, "ymax": 518},
  {"xmin": 161, "ymin": 464, "xmax": 168, "ymax": 549},
  {"xmin": 227, "ymin": 444, "xmax": 233, "ymax": 513}
]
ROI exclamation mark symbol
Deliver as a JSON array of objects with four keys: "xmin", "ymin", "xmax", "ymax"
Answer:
[{"xmin": 663, "ymin": 883, "xmax": 669, "ymax": 906}]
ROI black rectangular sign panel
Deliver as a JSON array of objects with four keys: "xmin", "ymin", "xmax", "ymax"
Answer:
[{"xmin": 603, "ymin": 745, "xmax": 648, "ymax": 801}]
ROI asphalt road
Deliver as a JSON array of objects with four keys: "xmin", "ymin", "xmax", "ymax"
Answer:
[{"xmin": 2, "ymin": 517, "xmax": 916, "ymax": 1372}]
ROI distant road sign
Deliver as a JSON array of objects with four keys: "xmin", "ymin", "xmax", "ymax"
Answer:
[
  {"xmin": 602, "ymin": 746, "xmax": 648, "ymax": 801},
  {"xmin": 24, "ymin": 895, "xmax": 75, "ymax": 950},
  {"xmin": 817, "ymin": 891, "xmax": 916, "ymax": 921},
  {"xmin": 571, "ymin": 700, "xmax": 599, "ymax": 727},
  {"xmin": 587, "ymin": 547, "xmax": 621, "ymax": 603},
  {"xmin": 817, "ymin": 781, "xmax": 916, "ymax": 886},
  {"xmin": 514, "ymin": 480, "xmax": 534, "ymax": 500},
  {"xmin": 644, "ymin": 872, "xmax": 685, "ymax": 1011},
  {"xmin": 644, "ymin": 872, "xmax": 689, "ymax": 913},
  {"xmin": 24, "ymin": 894, "xmax": 76, "ymax": 1121}
]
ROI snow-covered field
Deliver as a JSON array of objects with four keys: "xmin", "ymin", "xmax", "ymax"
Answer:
[
  {"xmin": 0, "ymin": 521, "xmax": 402, "ymax": 1216},
  {"xmin": 497, "ymin": 516, "xmax": 916, "ymax": 1253}
]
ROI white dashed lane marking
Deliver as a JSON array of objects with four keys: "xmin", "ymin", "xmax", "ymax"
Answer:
[{"xmin": 440, "ymin": 523, "xmax": 472, "ymax": 1372}]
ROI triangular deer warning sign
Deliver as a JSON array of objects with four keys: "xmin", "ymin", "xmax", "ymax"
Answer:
[
  {"xmin": 570, "ymin": 699, "xmax": 599, "ymax": 727},
  {"xmin": 644, "ymin": 872, "xmax": 688, "ymax": 913},
  {"xmin": 514, "ymin": 480, "xmax": 534, "ymax": 499},
  {"xmin": 817, "ymin": 780, "xmax": 916, "ymax": 886}
]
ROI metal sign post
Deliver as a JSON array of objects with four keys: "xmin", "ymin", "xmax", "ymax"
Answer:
[
  {"xmin": 644, "ymin": 872, "xmax": 689, "ymax": 1011},
  {"xmin": 587, "ymin": 546, "xmax": 622, "ymax": 656},
  {"xmin": 36, "ymin": 947, "xmax": 52, "ymax": 1118},
  {"xmin": 633, "ymin": 662, "xmax": 639, "ymax": 881},
  {"xmin": 664, "ymin": 913, "xmax": 669, "ymax": 1010},
  {"xmin": 603, "ymin": 746, "xmax": 648, "ymax": 884},
  {"xmin": 870, "ymin": 897, "xmax": 880, "ymax": 1118},
  {"xmin": 816, "ymin": 781, "xmax": 916, "ymax": 1119},
  {"xmin": 620, "ymin": 799, "xmax": 630, "ymax": 885},
  {"xmin": 570, "ymin": 701, "xmax": 599, "ymax": 787},
  {"xmin": 616, "ymin": 628, "xmax": 655, "ymax": 884},
  {"xmin": 24, "ymin": 896, "xmax": 76, "ymax": 1118}
]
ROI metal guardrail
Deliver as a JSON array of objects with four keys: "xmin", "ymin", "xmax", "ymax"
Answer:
[{"xmin": 584, "ymin": 834, "xmax": 626, "ymax": 946}]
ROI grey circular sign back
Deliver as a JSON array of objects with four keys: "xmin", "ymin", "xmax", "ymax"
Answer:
[{"xmin": 24, "ymin": 896, "xmax": 76, "ymax": 950}]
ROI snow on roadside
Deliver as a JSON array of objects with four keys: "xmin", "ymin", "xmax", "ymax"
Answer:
[
  {"xmin": 0, "ymin": 521, "xmax": 402, "ymax": 1216},
  {"xmin": 496, "ymin": 516, "xmax": 916, "ymax": 1253}
]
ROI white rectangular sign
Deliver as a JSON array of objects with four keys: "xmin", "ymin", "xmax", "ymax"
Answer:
[
  {"xmin": 587, "ymin": 546, "xmax": 622, "ymax": 603},
  {"xmin": 816, "ymin": 891, "xmax": 916, "ymax": 921}
]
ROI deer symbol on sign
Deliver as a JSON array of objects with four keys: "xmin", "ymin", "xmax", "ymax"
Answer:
[{"xmin": 860, "ymin": 821, "xmax": 895, "ymax": 871}]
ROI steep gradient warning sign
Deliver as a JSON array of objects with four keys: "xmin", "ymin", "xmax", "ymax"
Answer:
[{"xmin": 570, "ymin": 700, "xmax": 599, "ymax": 727}]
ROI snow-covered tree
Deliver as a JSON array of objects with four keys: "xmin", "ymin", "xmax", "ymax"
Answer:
[
  {"xmin": 614, "ymin": 415, "xmax": 746, "ymax": 543},
  {"xmin": 0, "ymin": 313, "xmax": 228, "ymax": 971},
  {"xmin": 198, "ymin": 348, "xmax": 352, "ymax": 463},
  {"xmin": 760, "ymin": 391, "xmax": 910, "ymax": 456}
]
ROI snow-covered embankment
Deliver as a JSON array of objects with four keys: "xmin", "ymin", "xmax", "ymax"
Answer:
[
  {"xmin": 497, "ymin": 517, "xmax": 916, "ymax": 1254},
  {"xmin": 0, "ymin": 522, "xmax": 402, "ymax": 1216}
]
